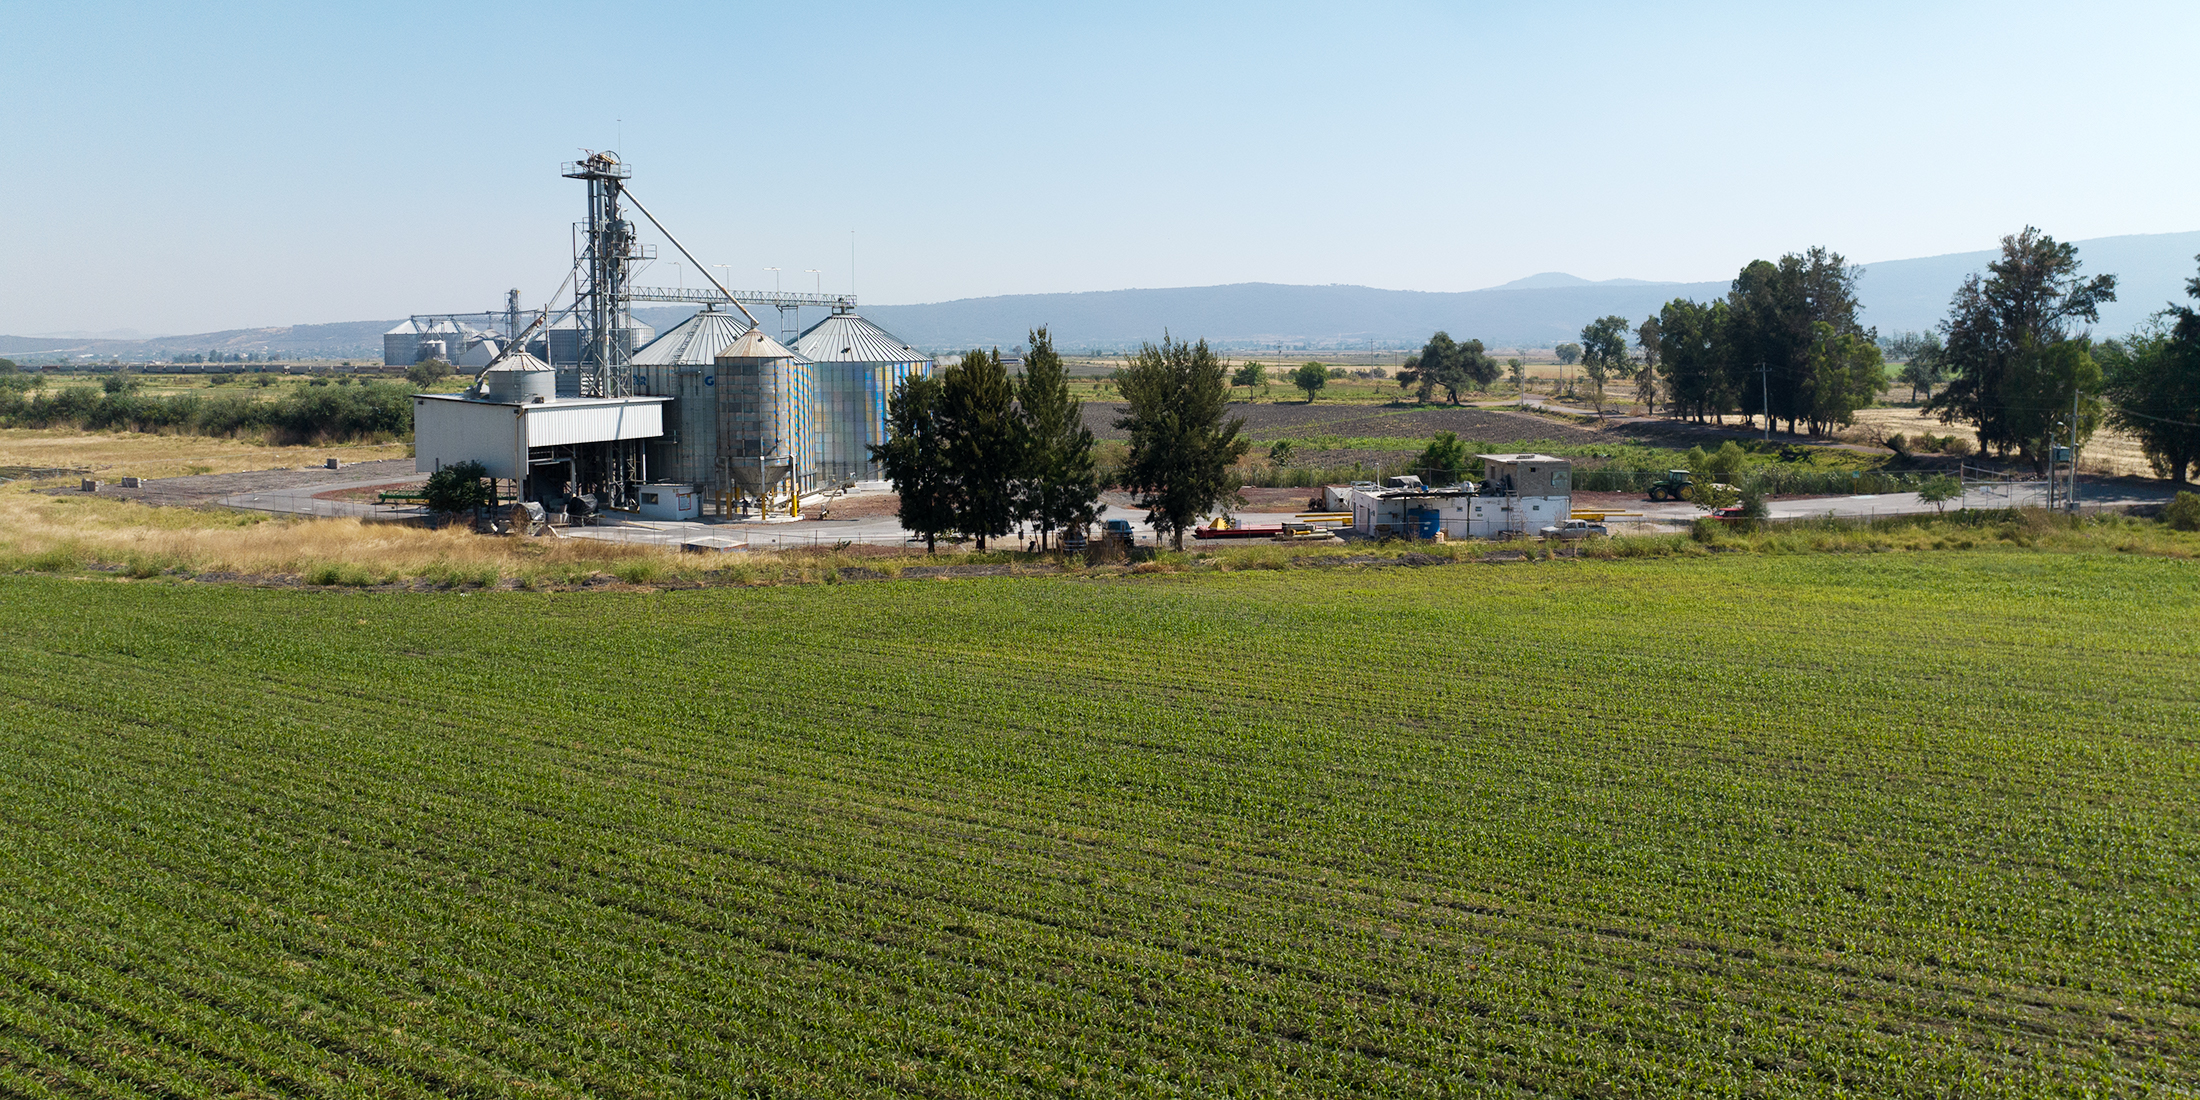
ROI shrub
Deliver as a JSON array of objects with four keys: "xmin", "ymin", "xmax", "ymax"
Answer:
[
  {"xmin": 2163, "ymin": 491, "xmax": 2200, "ymax": 532},
  {"xmin": 421, "ymin": 461, "xmax": 493, "ymax": 516}
]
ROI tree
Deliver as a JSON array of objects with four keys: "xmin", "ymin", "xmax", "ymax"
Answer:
[
  {"xmin": 1230, "ymin": 360, "xmax": 1266, "ymax": 400},
  {"xmin": 1801, "ymin": 323, "xmax": 1888, "ymax": 433},
  {"xmin": 1917, "ymin": 474, "xmax": 1962, "ymax": 513},
  {"xmin": 1411, "ymin": 431, "xmax": 1473, "ymax": 485},
  {"xmin": 1721, "ymin": 247, "xmax": 1874, "ymax": 436},
  {"xmin": 2100, "ymin": 257, "xmax": 2200, "ymax": 484},
  {"xmin": 1881, "ymin": 330, "xmax": 1945, "ymax": 402},
  {"xmin": 871, "ymin": 374, "xmax": 955, "ymax": 553},
  {"xmin": 939, "ymin": 348, "xmax": 1023, "ymax": 550},
  {"xmin": 1634, "ymin": 316, "xmax": 1661, "ymax": 413},
  {"xmin": 1578, "ymin": 316, "xmax": 1632, "ymax": 416},
  {"xmin": 0, "ymin": 358, "xmax": 17, "ymax": 373},
  {"xmin": 421, "ymin": 460, "xmax": 493, "ymax": 519},
  {"xmin": 1290, "ymin": 361, "xmax": 1328, "ymax": 402},
  {"xmin": 1015, "ymin": 326, "xmax": 1105, "ymax": 549},
  {"xmin": 1552, "ymin": 342, "xmax": 1582, "ymax": 396},
  {"xmin": 406, "ymin": 359, "xmax": 451, "ymax": 389},
  {"xmin": 1506, "ymin": 357, "xmax": 1526, "ymax": 394},
  {"xmin": 1115, "ymin": 335, "xmax": 1250, "ymax": 549},
  {"xmin": 1397, "ymin": 331, "xmax": 1499, "ymax": 405},
  {"xmin": 1926, "ymin": 227, "xmax": 2116, "ymax": 468}
]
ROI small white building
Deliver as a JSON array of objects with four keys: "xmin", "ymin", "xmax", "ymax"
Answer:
[
  {"xmin": 1343, "ymin": 454, "xmax": 1572, "ymax": 540},
  {"xmin": 635, "ymin": 483, "xmax": 700, "ymax": 521}
]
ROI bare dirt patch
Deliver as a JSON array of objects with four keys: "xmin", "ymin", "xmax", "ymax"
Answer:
[
  {"xmin": 48, "ymin": 459, "xmax": 421, "ymax": 508},
  {"xmin": 803, "ymin": 493, "xmax": 902, "ymax": 521}
]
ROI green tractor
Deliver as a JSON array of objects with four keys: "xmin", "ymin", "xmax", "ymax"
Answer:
[{"xmin": 1647, "ymin": 469, "xmax": 1694, "ymax": 502}]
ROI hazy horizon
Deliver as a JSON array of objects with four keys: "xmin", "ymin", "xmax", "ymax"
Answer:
[{"xmin": 5, "ymin": 1, "xmax": 2196, "ymax": 335}]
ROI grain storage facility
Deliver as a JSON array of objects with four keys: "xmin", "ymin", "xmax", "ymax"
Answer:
[
  {"xmin": 791, "ymin": 308, "xmax": 932, "ymax": 485},
  {"xmin": 410, "ymin": 153, "xmax": 927, "ymax": 519}
]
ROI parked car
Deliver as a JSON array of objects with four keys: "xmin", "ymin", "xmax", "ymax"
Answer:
[{"xmin": 1538, "ymin": 518, "xmax": 1609, "ymax": 540}]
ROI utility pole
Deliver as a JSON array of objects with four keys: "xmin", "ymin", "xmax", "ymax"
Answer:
[
  {"xmin": 2047, "ymin": 425, "xmax": 2057, "ymax": 511},
  {"xmin": 2070, "ymin": 386, "xmax": 2081, "ymax": 511},
  {"xmin": 1757, "ymin": 361, "xmax": 1771, "ymax": 441}
]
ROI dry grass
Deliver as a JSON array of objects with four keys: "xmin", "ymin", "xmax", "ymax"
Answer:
[
  {"xmin": 0, "ymin": 487, "xmax": 690, "ymax": 586},
  {"xmin": 0, "ymin": 428, "xmax": 409, "ymax": 479},
  {"xmin": 1843, "ymin": 406, "xmax": 2157, "ymax": 476}
]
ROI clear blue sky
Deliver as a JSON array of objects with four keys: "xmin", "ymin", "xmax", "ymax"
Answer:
[{"xmin": 4, "ymin": 0, "xmax": 2195, "ymax": 335}]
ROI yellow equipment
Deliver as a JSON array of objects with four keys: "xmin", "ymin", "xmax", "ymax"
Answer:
[{"xmin": 1571, "ymin": 510, "xmax": 1641, "ymax": 522}]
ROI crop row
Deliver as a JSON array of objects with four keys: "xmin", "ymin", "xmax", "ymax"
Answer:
[{"xmin": 0, "ymin": 554, "xmax": 2193, "ymax": 1096}]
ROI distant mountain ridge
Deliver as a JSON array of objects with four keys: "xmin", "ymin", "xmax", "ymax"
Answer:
[
  {"xmin": 1482, "ymin": 272, "xmax": 1677, "ymax": 291},
  {"xmin": 5, "ymin": 231, "xmax": 2192, "ymax": 361}
]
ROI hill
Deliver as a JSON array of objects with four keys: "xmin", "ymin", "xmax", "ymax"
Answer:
[
  {"xmin": 5, "ymin": 231, "xmax": 2191, "ymax": 361},
  {"xmin": 863, "ymin": 230, "xmax": 2200, "ymax": 351}
]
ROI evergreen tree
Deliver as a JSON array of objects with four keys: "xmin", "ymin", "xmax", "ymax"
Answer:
[
  {"xmin": 2102, "ymin": 301, "xmax": 2200, "ymax": 484},
  {"xmin": 939, "ymin": 349, "xmax": 1022, "ymax": 550},
  {"xmin": 1578, "ymin": 315, "xmax": 1632, "ymax": 416},
  {"xmin": 1115, "ymin": 335, "xmax": 1249, "ymax": 549},
  {"xmin": 1015, "ymin": 327, "xmax": 1105, "ymax": 549},
  {"xmin": 1723, "ymin": 248, "xmax": 1875, "ymax": 436},
  {"xmin": 1634, "ymin": 316, "xmax": 1661, "ymax": 413},
  {"xmin": 1289, "ymin": 361, "xmax": 1328, "ymax": 402},
  {"xmin": 1397, "ymin": 332, "xmax": 1498, "ymax": 405},
  {"xmin": 870, "ymin": 374, "xmax": 955, "ymax": 553},
  {"xmin": 1926, "ymin": 227, "xmax": 2116, "ymax": 465},
  {"xmin": 1229, "ymin": 360, "xmax": 1266, "ymax": 399}
]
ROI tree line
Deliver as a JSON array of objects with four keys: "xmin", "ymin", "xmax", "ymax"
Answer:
[
  {"xmin": 1369, "ymin": 229, "xmax": 2196, "ymax": 483},
  {"xmin": 0, "ymin": 370, "xmax": 414, "ymax": 444},
  {"xmin": 873, "ymin": 328, "xmax": 1248, "ymax": 552}
]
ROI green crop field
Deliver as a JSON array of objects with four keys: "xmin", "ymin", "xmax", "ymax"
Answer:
[{"xmin": 1, "ymin": 554, "xmax": 2195, "ymax": 1097}]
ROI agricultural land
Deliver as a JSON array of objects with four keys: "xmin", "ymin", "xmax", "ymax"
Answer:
[{"xmin": 1, "ymin": 550, "xmax": 2196, "ymax": 1097}]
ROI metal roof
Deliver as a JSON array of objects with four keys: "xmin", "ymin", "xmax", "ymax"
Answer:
[
  {"xmin": 793, "ymin": 312, "xmax": 929, "ymax": 364},
  {"xmin": 483, "ymin": 350, "xmax": 553, "ymax": 374},
  {"xmin": 712, "ymin": 327, "xmax": 802, "ymax": 362},
  {"xmin": 632, "ymin": 309, "xmax": 754, "ymax": 365},
  {"xmin": 384, "ymin": 319, "xmax": 421, "ymax": 336}
]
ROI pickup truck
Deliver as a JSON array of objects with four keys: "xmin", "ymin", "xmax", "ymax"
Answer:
[{"xmin": 1538, "ymin": 518, "xmax": 1610, "ymax": 540}]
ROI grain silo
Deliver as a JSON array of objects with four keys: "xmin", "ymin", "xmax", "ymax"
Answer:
[
  {"xmin": 791, "ymin": 308, "xmax": 933, "ymax": 484},
  {"xmin": 632, "ymin": 308, "xmax": 754, "ymax": 492},
  {"xmin": 713, "ymin": 327, "xmax": 815, "ymax": 506},
  {"xmin": 382, "ymin": 319, "xmax": 422, "ymax": 366}
]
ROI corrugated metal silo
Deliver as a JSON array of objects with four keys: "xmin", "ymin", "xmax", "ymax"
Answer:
[
  {"xmin": 631, "ymin": 309, "xmax": 755, "ymax": 490},
  {"xmin": 792, "ymin": 310, "xmax": 934, "ymax": 484},
  {"xmin": 383, "ymin": 319, "xmax": 422, "ymax": 366},
  {"xmin": 714, "ymin": 327, "xmax": 815, "ymax": 502}
]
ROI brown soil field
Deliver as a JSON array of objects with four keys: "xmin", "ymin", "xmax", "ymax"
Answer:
[{"xmin": 1082, "ymin": 401, "xmax": 1608, "ymax": 445}]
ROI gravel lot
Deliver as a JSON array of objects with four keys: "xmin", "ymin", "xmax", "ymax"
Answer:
[{"xmin": 46, "ymin": 458, "xmax": 420, "ymax": 508}]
